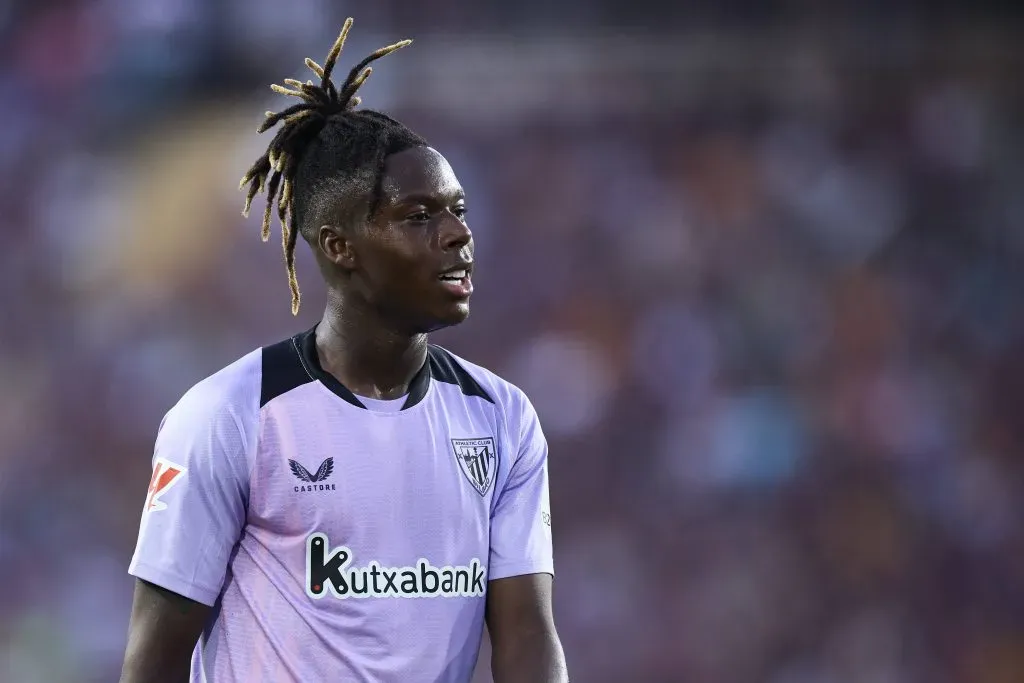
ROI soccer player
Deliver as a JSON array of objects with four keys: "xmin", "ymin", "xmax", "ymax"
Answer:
[{"xmin": 118, "ymin": 19, "xmax": 567, "ymax": 683}]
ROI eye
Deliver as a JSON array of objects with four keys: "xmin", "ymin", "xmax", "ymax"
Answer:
[
  {"xmin": 452, "ymin": 205, "xmax": 468, "ymax": 220},
  {"xmin": 405, "ymin": 210, "xmax": 430, "ymax": 223}
]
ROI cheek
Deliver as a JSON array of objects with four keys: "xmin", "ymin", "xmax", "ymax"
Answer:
[
  {"xmin": 360, "ymin": 239, "xmax": 430, "ymax": 298},
  {"xmin": 360, "ymin": 232, "xmax": 411, "ymax": 274}
]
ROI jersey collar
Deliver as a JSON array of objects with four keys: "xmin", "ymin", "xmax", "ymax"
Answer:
[{"xmin": 296, "ymin": 327, "xmax": 432, "ymax": 410}]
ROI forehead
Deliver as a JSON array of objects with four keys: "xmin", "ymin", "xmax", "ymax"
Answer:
[{"xmin": 379, "ymin": 146, "xmax": 463, "ymax": 203}]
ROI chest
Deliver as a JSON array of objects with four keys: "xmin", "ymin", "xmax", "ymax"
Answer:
[{"xmin": 247, "ymin": 391, "xmax": 505, "ymax": 562}]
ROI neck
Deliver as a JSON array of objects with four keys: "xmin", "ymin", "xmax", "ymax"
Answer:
[{"xmin": 315, "ymin": 299, "xmax": 428, "ymax": 401}]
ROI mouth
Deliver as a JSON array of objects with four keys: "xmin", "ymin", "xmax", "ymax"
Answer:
[{"xmin": 438, "ymin": 264, "xmax": 474, "ymax": 298}]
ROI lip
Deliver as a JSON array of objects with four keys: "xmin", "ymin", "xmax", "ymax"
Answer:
[
  {"xmin": 437, "ymin": 261, "xmax": 474, "ymax": 299},
  {"xmin": 438, "ymin": 273, "xmax": 473, "ymax": 299},
  {"xmin": 438, "ymin": 261, "xmax": 474, "ymax": 278}
]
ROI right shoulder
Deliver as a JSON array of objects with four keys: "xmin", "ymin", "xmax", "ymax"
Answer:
[
  {"xmin": 162, "ymin": 328, "xmax": 319, "ymax": 438},
  {"xmin": 159, "ymin": 347, "xmax": 264, "ymax": 441}
]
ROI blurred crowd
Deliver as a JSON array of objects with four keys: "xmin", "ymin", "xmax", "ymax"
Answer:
[{"xmin": 1, "ymin": 2, "xmax": 1023, "ymax": 682}]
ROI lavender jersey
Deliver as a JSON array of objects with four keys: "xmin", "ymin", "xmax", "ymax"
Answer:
[{"xmin": 128, "ymin": 327, "xmax": 554, "ymax": 683}]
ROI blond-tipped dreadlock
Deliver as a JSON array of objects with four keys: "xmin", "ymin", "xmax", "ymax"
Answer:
[{"xmin": 240, "ymin": 18, "xmax": 426, "ymax": 315}]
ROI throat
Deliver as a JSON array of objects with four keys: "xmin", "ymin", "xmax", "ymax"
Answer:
[{"xmin": 315, "ymin": 312, "xmax": 428, "ymax": 400}]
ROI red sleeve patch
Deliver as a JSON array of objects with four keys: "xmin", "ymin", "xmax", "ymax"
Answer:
[{"xmin": 145, "ymin": 458, "xmax": 187, "ymax": 512}]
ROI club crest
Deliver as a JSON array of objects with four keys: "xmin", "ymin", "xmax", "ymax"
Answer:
[{"xmin": 451, "ymin": 437, "xmax": 496, "ymax": 496}]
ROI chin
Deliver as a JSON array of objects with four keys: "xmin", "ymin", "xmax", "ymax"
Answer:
[{"xmin": 422, "ymin": 303, "xmax": 471, "ymax": 333}]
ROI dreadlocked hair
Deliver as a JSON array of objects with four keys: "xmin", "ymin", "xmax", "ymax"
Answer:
[{"xmin": 240, "ymin": 18, "xmax": 427, "ymax": 315}]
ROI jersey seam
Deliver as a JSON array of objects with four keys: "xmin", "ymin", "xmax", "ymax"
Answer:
[
  {"xmin": 500, "ymin": 394, "xmax": 533, "ymax": 491},
  {"xmin": 246, "ymin": 360, "xmax": 260, "ymax": 499},
  {"xmin": 495, "ymin": 398, "xmax": 512, "ymax": 498},
  {"xmin": 291, "ymin": 335, "xmax": 316, "ymax": 383}
]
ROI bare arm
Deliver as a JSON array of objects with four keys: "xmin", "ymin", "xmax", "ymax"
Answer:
[
  {"xmin": 119, "ymin": 579, "xmax": 211, "ymax": 683},
  {"xmin": 486, "ymin": 573, "xmax": 568, "ymax": 683}
]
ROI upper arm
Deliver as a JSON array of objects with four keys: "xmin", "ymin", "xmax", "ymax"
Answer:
[
  {"xmin": 122, "ymin": 384, "xmax": 255, "ymax": 679},
  {"xmin": 486, "ymin": 391, "xmax": 564, "ymax": 679},
  {"xmin": 489, "ymin": 391, "xmax": 554, "ymax": 580},
  {"xmin": 486, "ymin": 573, "xmax": 566, "ymax": 683},
  {"xmin": 485, "ymin": 573, "xmax": 556, "ymax": 642},
  {"xmin": 120, "ymin": 579, "xmax": 211, "ymax": 683},
  {"xmin": 128, "ymin": 390, "xmax": 253, "ymax": 605}
]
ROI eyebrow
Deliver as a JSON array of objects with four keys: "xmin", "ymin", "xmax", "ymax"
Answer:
[{"xmin": 394, "ymin": 189, "xmax": 466, "ymax": 205}]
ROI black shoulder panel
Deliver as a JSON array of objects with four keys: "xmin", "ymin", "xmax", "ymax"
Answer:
[
  {"xmin": 260, "ymin": 335, "xmax": 314, "ymax": 407},
  {"xmin": 426, "ymin": 345, "xmax": 495, "ymax": 404}
]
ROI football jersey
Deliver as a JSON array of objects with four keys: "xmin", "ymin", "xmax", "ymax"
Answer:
[{"xmin": 128, "ymin": 326, "xmax": 554, "ymax": 683}]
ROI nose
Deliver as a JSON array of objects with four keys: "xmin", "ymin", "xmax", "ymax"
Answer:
[{"xmin": 440, "ymin": 211, "xmax": 472, "ymax": 251}]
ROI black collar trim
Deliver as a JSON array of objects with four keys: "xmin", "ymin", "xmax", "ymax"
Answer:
[{"xmin": 294, "ymin": 327, "xmax": 433, "ymax": 410}]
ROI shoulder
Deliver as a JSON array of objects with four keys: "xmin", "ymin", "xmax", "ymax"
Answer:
[
  {"xmin": 427, "ymin": 344, "xmax": 535, "ymax": 421},
  {"xmin": 160, "ymin": 347, "xmax": 263, "ymax": 441}
]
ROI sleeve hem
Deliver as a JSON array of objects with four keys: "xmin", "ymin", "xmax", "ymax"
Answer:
[
  {"xmin": 488, "ymin": 561, "xmax": 555, "ymax": 581},
  {"xmin": 128, "ymin": 560, "xmax": 221, "ymax": 607}
]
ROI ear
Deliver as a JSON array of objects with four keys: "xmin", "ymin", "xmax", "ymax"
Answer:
[{"xmin": 317, "ymin": 224, "xmax": 357, "ymax": 270}]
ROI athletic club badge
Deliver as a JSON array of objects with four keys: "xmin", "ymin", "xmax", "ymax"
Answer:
[{"xmin": 451, "ymin": 437, "xmax": 496, "ymax": 496}]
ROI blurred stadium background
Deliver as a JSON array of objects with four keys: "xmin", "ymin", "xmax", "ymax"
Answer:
[{"xmin": 1, "ymin": 1, "xmax": 1023, "ymax": 682}]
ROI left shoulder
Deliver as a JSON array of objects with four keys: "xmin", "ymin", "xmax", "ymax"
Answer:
[{"xmin": 427, "ymin": 344, "xmax": 532, "ymax": 417}]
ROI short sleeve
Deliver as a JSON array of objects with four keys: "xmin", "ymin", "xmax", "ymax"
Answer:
[
  {"xmin": 128, "ymin": 390, "xmax": 253, "ymax": 606},
  {"xmin": 488, "ymin": 393, "xmax": 554, "ymax": 581}
]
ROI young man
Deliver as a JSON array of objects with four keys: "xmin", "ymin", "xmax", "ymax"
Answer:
[{"xmin": 119, "ymin": 19, "xmax": 567, "ymax": 683}]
